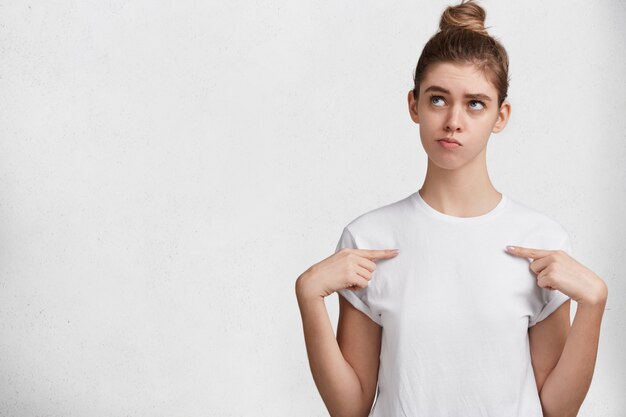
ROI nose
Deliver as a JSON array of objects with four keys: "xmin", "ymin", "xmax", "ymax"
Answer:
[{"xmin": 445, "ymin": 106, "xmax": 463, "ymax": 132}]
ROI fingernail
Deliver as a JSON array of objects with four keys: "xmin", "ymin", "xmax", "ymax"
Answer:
[
  {"xmin": 392, "ymin": 249, "xmax": 400, "ymax": 253},
  {"xmin": 506, "ymin": 246, "xmax": 516, "ymax": 252}
]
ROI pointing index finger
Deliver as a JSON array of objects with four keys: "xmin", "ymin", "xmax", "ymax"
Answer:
[
  {"xmin": 505, "ymin": 245, "xmax": 552, "ymax": 260},
  {"xmin": 357, "ymin": 249, "xmax": 400, "ymax": 261}
]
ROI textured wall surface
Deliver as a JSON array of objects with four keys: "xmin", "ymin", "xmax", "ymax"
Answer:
[{"xmin": 0, "ymin": 1, "xmax": 624, "ymax": 416}]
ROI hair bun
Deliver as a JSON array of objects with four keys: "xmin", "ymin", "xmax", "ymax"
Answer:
[{"xmin": 439, "ymin": 0, "xmax": 489, "ymax": 36}]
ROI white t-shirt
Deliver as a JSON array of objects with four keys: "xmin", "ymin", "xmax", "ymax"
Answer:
[{"xmin": 336, "ymin": 190, "xmax": 572, "ymax": 417}]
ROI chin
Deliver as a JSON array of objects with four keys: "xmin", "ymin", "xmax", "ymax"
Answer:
[
  {"xmin": 428, "ymin": 157, "xmax": 466, "ymax": 171},
  {"xmin": 424, "ymin": 147, "xmax": 467, "ymax": 170}
]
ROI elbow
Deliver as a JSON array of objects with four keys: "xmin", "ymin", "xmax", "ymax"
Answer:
[
  {"xmin": 327, "ymin": 393, "xmax": 373, "ymax": 417},
  {"xmin": 329, "ymin": 411, "xmax": 370, "ymax": 417},
  {"xmin": 540, "ymin": 400, "xmax": 581, "ymax": 417},
  {"xmin": 328, "ymin": 403, "xmax": 372, "ymax": 417}
]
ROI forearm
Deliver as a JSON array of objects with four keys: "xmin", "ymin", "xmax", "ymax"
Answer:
[
  {"xmin": 296, "ymin": 278, "xmax": 367, "ymax": 417},
  {"xmin": 539, "ymin": 296, "xmax": 607, "ymax": 417}
]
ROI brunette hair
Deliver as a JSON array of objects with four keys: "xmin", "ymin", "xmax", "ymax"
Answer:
[{"xmin": 412, "ymin": 0, "xmax": 510, "ymax": 107}]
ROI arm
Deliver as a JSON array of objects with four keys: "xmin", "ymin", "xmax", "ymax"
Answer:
[
  {"xmin": 537, "ymin": 283, "xmax": 608, "ymax": 417},
  {"xmin": 336, "ymin": 292, "xmax": 382, "ymax": 412},
  {"xmin": 506, "ymin": 244, "xmax": 609, "ymax": 417},
  {"xmin": 529, "ymin": 299, "xmax": 571, "ymax": 394},
  {"xmin": 296, "ymin": 274, "xmax": 380, "ymax": 417}
]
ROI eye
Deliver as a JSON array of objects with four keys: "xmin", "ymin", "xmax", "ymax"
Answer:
[
  {"xmin": 430, "ymin": 95, "xmax": 445, "ymax": 107},
  {"xmin": 469, "ymin": 100, "xmax": 486, "ymax": 110}
]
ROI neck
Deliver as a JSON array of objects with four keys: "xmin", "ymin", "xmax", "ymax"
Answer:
[{"xmin": 419, "ymin": 150, "xmax": 501, "ymax": 217}]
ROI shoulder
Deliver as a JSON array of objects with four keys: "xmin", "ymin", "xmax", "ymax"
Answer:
[
  {"xmin": 343, "ymin": 192, "xmax": 415, "ymax": 238},
  {"xmin": 504, "ymin": 195, "xmax": 570, "ymax": 246}
]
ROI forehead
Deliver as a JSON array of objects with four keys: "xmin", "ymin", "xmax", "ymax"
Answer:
[{"xmin": 421, "ymin": 62, "xmax": 497, "ymax": 96}]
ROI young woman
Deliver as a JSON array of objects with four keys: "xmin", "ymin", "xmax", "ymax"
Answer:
[{"xmin": 295, "ymin": 1, "xmax": 608, "ymax": 416}]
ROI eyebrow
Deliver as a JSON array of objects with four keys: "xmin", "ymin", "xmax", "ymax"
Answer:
[{"xmin": 423, "ymin": 85, "xmax": 493, "ymax": 102}]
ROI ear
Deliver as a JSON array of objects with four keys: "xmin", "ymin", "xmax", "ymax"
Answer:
[
  {"xmin": 492, "ymin": 101, "xmax": 511, "ymax": 133},
  {"xmin": 408, "ymin": 90, "xmax": 420, "ymax": 124}
]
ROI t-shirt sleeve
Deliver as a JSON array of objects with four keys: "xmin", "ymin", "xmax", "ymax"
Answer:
[
  {"xmin": 528, "ymin": 233, "xmax": 572, "ymax": 328},
  {"xmin": 334, "ymin": 227, "xmax": 382, "ymax": 326}
]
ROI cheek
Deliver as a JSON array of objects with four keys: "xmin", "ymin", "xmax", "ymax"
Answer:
[
  {"xmin": 417, "ymin": 111, "xmax": 438, "ymax": 130},
  {"xmin": 418, "ymin": 123, "xmax": 434, "ymax": 144},
  {"xmin": 477, "ymin": 117, "xmax": 498, "ymax": 137},
  {"xmin": 418, "ymin": 116, "xmax": 444, "ymax": 143}
]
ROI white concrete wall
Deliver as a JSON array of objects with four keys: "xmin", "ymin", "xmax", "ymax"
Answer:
[{"xmin": 0, "ymin": 1, "xmax": 623, "ymax": 415}]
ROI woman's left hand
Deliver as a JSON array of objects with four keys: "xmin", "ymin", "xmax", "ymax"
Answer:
[{"xmin": 505, "ymin": 245, "xmax": 608, "ymax": 306}]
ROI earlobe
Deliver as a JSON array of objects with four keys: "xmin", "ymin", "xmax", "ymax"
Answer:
[
  {"xmin": 408, "ymin": 90, "xmax": 420, "ymax": 124},
  {"xmin": 492, "ymin": 117, "xmax": 505, "ymax": 133},
  {"xmin": 492, "ymin": 101, "xmax": 511, "ymax": 133},
  {"xmin": 413, "ymin": 107, "xmax": 420, "ymax": 124}
]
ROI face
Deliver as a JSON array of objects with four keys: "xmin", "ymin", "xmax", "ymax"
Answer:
[{"xmin": 407, "ymin": 61, "xmax": 510, "ymax": 170}]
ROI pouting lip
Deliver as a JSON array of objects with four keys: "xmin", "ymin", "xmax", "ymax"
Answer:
[{"xmin": 438, "ymin": 137, "xmax": 462, "ymax": 145}]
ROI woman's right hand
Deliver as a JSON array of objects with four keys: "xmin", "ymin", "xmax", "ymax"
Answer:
[{"xmin": 296, "ymin": 248, "xmax": 399, "ymax": 300}]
